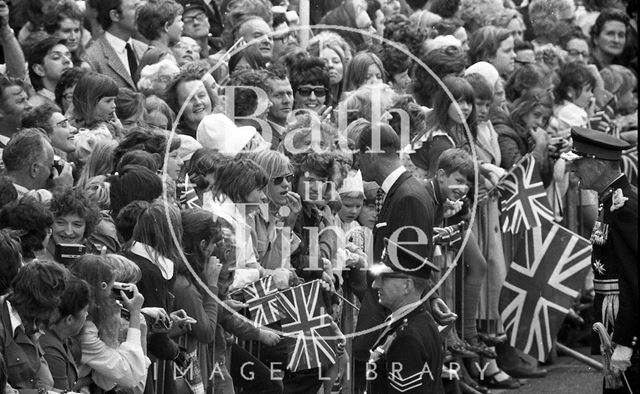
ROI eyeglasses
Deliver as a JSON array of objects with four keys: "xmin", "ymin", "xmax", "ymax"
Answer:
[
  {"xmin": 273, "ymin": 32, "xmax": 297, "ymax": 43},
  {"xmin": 183, "ymin": 12, "xmax": 207, "ymax": 24},
  {"xmin": 271, "ymin": 173, "xmax": 294, "ymax": 185},
  {"xmin": 567, "ymin": 49, "xmax": 589, "ymax": 58},
  {"xmin": 296, "ymin": 87, "xmax": 327, "ymax": 97}
]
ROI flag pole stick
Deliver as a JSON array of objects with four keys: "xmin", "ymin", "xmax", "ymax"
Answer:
[
  {"xmin": 556, "ymin": 342, "xmax": 603, "ymax": 370},
  {"xmin": 485, "ymin": 153, "xmax": 532, "ymax": 196},
  {"xmin": 333, "ymin": 291, "xmax": 360, "ymax": 311}
]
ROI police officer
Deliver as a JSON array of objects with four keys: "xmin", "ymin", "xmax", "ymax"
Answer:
[
  {"xmin": 366, "ymin": 239, "xmax": 444, "ymax": 394},
  {"xmin": 564, "ymin": 126, "xmax": 639, "ymax": 393}
]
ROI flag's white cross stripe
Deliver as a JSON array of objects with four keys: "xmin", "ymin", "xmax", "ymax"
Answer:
[
  {"xmin": 499, "ymin": 156, "xmax": 553, "ymax": 233},
  {"xmin": 248, "ymin": 296, "xmax": 283, "ymax": 326},
  {"xmin": 243, "ymin": 276, "xmax": 277, "ymax": 302},
  {"xmin": 501, "ymin": 222, "xmax": 591, "ymax": 361},
  {"xmin": 279, "ymin": 282, "xmax": 336, "ymax": 371}
]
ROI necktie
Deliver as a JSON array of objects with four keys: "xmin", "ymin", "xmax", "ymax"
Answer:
[
  {"xmin": 125, "ymin": 42, "xmax": 138, "ymax": 83},
  {"xmin": 375, "ymin": 188, "xmax": 386, "ymax": 216}
]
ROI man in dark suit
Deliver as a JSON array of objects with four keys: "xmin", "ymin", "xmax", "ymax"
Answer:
[
  {"xmin": 84, "ymin": 0, "xmax": 147, "ymax": 91},
  {"xmin": 351, "ymin": 122, "xmax": 456, "ymax": 391},
  {"xmin": 565, "ymin": 127, "xmax": 639, "ymax": 394}
]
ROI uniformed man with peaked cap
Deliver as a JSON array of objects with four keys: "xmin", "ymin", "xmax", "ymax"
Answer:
[
  {"xmin": 564, "ymin": 126, "xmax": 639, "ymax": 393},
  {"xmin": 366, "ymin": 238, "xmax": 444, "ymax": 394}
]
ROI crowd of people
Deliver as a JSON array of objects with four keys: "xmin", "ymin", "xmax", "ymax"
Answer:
[{"xmin": 0, "ymin": 0, "xmax": 637, "ymax": 393}]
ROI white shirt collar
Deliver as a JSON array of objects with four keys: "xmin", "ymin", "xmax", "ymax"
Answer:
[
  {"xmin": 104, "ymin": 31, "xmax": 128, "ymax": 54},
  {"xmin": 0, "ymin": 134, "xmax": 10, "ymax": 146},
  {"xmin": 380, "ymin": 166, "xmax": 406, "ymax": 196},
  {"xmin": 6, "ymin": 300, "xmax": 23, "ymax": 336},
  {"xmin": 12, "ymin": 182, "xmax": 28, "ymax": 195},
  {"xmin": 129, "ymin": 241, "xmax": 174, "ymax": 280}
]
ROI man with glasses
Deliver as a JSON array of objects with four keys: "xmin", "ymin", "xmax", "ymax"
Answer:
[
  {"xmin": 179, "ymin": 0, "xmax": 223, "ymax": 58},
  {"xmin": 272, "ymin": 13, "xmax": 297, "ymax": 60},
  {"xmin": 563, "ymin": 32, "xmax": 591, "ymax": 65},
  {"xmin": 1, "ymin": 128, "xmax": 73, "ymax": 201},
  {"xmin": 21, "ymin": 103, "xmax": 78, "ymax": 159}
]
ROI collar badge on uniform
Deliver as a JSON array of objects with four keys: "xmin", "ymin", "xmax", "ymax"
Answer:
[{"xmin": 610, "ymin": 188, "xmax": 628, "ymax": 212}]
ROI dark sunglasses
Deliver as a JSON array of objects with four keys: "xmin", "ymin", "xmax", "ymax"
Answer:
[
  {"xmin": 297, "ymin": 87, "xmax": 327, "ymax": 97},
  {"xmin": 272, "ymin": 173, "xmax": 294, "ymax": 185}
]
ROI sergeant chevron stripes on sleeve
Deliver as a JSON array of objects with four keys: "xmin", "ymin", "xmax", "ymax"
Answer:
[{"xmin": 388, "ymin": 370, "xmax": 424, "ymax": 392}]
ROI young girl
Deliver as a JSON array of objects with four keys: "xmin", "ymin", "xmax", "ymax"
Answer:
[
  {"xmin": 464, "ymin": 73, "xmax": 520, "ymax": 389},
  {"xmin": 70, "ymin": 255, "xmax": 149, "ymax": 393},
  {"xmin": 554, "ymin": 62, "xmax": 596, "ymax": 133},
  {"xmin": 176, "ymin": 209, "xmax": 281, "ymax": 394},
  {"xmin": 410, "ymin": 76, "xmax": 478, "ymax": 179},
  {"xmin": 70, "ymin": 72, "xmax": 122, "ymax": 163},
  {"xmin": 203, "ymin": 157, "xmax": 269, "ymax": 289},
  {"xmin": 552, "ymin": 62, "xmax": 596, "ymax": 222},
  {"xmin": 343, "ymin": 51, "xmax": 386, "ymax": 92},
  {"xmin": 121, "ymin": 201, "xmax": 189, "ymax": 394}
]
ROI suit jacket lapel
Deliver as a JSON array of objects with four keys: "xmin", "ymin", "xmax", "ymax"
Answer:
[
  {"xmin": 377, "ymin": 171, "xmax": 411, "ymax": 221},
  {"xmin": 100, "ymin": 37, "xmax": 135, "ymax": 88},
  {"xmin": 132, "ymin": 39, "xmax": 149, "ymax": 63}
]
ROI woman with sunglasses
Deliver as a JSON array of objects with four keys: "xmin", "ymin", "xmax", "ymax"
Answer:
[
  {"xmin": 289, "ymin": 56, "xmax": 332, "ymax": 116},
  {"xmin": 240, "ymin": 149, "xmax": 302, "ymax": 272}
]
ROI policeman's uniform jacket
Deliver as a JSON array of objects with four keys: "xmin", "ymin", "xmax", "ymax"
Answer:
[
  {"xmin": 354, "ymin": 170, "xmax": 436, "ymax": 362},
  {"xmin": 367, "ymin": 304, "xmax": 444, "ymax": 394},
  {"xmin": 591, "ymin": 174, "xmax": 639, "ymax": 353}
]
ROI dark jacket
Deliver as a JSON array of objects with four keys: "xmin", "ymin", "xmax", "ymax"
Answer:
[
  {"xmin": 367, "ymin": 305, "xmax": 444, "ymax": 394},
  {"xmin": 120, "ymin": 250, "xmax": 179, "ymax": 394},
  {"xmin": 39, "ymin": 329, "xmax": 80, "ymax": 391},
  {"xmin": 120, "ymin": 251, "xmax": 180, "ymax": 361},
  {"xmin": 591, "ymin": 175, "xmax": 639, "ymax": 351},
  {"xmin": 0, "ymin": 298, "xmax": 52, "ymax": 392},
  {"xmin": 493, "ymin": 109, "xmax": 553, "ymax": 186}
]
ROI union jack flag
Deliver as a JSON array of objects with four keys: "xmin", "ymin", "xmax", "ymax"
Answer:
[
  {"xmin": 242, "ymin": 276, "xmax": 286, "ymax": 326},
  {"xmin": 242, "ymin": 275, "xmax": 278, "ymax": 302},
  {"xmin": 497, "ymin": 154, "xmax": 554, "ymax": 234},
  {"xmin": 622, "ymin": 147, "xmax": 637, "ymax": 186},
  {"xmin": 178, "ymin": 174, "xmax": 202, "ymax": 209},
  {"xmin": 499, "ymin": 219, "xmax": 592, "ymax": 361},
  {"xmin": 279, "ymin": 280, "xmax": 336, "ymax": 372}
]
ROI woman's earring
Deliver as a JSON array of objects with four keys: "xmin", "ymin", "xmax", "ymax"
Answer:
[{"xmin": 101, "ymin": 282, "xmax": 108, "ymax": 290}]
